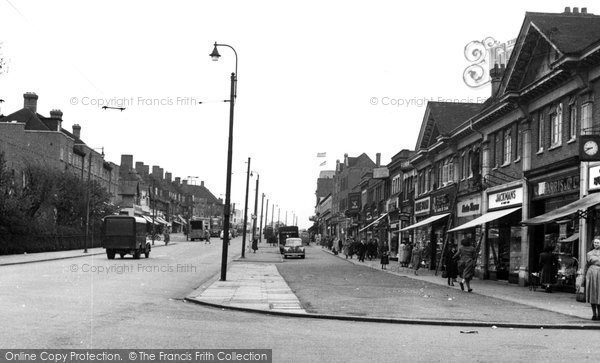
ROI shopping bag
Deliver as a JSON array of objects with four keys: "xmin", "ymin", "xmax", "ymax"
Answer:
[{"xmin": 576, "ymin": 285, "xmax": 586, "ymax": 303}]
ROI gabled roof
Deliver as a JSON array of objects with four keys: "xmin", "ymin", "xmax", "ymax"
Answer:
[
  {"xmin": 500, "ymin": 10, "xmax": 600, "ymax": 95},
  {"xmin": 1, "ymin": 108, "xmax": 50, "ymax": 131},
  {"xmin": 415, "ymin": 102, "xmax": 483, "ymax": 150}
]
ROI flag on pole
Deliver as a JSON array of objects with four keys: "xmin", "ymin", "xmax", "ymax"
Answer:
[
  {"xmin": 320, "ymin": 160, "xmax": 327, "ymax": 166},
  {"xmin": 317, "ymin": 152, "xmax": 326, "ymax": 157}
]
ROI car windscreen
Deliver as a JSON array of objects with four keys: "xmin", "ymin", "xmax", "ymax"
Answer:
[
  {"xmin": 285, "ymin": 239, "xmax": 302, "ymax": 247},
  {"xmin": 104, "ymin": 219, "xmax": 133, "ymax": 235}
]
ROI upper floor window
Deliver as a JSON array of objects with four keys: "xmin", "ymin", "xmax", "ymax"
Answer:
[
  {"xmin": 503, "ymin": 128, "xmax": 512, "ymax": 165},
  {"xmin": 581, "ymin": 102, "xmax": 593, "ymax": 136},
  {"xmin": 550, "ymin": 103, "xmax": 562, "ymax": 147},
  {"xmin": 569, "ymin": 99, "xmax": 577, "ymax": 140},
  {"xmin": 538, "ymin": 112, "xmax": 544, "ymax": 152}
]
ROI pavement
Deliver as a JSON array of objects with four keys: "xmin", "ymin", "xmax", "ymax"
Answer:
[
  {"xmin": 0, "ymin": 233, "xmax": 182, "ymax": 266},
  {"xmin": 186, "ymin": 242, "xmax": 600, "ymax": 329}
]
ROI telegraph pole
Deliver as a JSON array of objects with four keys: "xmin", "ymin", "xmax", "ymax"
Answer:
[{"xmin": 259, "ymin": 193, "xmax": 265, "ymax": 243}]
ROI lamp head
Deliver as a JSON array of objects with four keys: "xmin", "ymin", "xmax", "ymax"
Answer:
[{"xmin": 210, "ymin": 42, "xmax": 221, "ymax": 61}]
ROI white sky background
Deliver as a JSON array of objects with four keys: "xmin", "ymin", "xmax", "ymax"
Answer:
[{"xmin": 0, "ymin": 0, "xmax": 573, "ymax": 228}]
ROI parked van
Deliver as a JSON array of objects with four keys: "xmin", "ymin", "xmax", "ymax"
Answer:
[{"xmin": 102, "ymin": 215, "xmax": 150, "ymax": 259}]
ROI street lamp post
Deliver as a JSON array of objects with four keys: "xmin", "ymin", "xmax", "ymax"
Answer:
[
  {"xmin": 210, "ymin": 41, "xmax": 237, "ymax": 281},
  {"xmin": 264, "ymin": 198, "xmax": 269, "ymax": 240},
  {"xmin": 259, "ymin": 193, "xmax": 265, "ymax": 243},
  {"xmin": 251, "ymin": 173, "xmax": 260, "ymax": 242},
  {"xmin": 271, "ymin": 204, "xmax": 275, "ymax": 229},
  {"xmin": 278, "ymin": 207, "xmax": 281, "ymax": 227},
  {"xmin": 85, "ymin": 147, "xmax": 104, "ymax": 254},
  {"xmin": 241, "ymin": 157, "xmax": 251, "ymax": 258}
]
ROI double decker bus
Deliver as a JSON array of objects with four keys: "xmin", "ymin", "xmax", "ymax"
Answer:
[{"xmin": 210, "ymin": 216, "xmax": 223, "ymax": 237}]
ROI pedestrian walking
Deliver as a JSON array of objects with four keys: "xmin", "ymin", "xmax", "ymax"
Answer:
[
  {"xmin": 163, "ymin": 228, "xmax": 170, "ymax": 245},
  {"xmin": 411, "ymin": 244, "xmax": 422, "ymax": 275},
  {"xmin": 404, "ymin": 242, "xmax": 413, "ymax": 268},
  {"xmin": 539, "ymin": 245, "xmax": 558, "ymax": 293},
  {"xmin": 358, "ymin": 240, "xmax": 367, "ymax": 262},
  {"xmin": 454, "ymin": 238, "xmax": 477, "ymax": 292},
  {"xmin": 444, "ymin": 243, "xmax": 459, "ymax": 286},
  {"xmin": 252, "ymin": 237, "xmax": 258, "ymax": 253},
  {"xmin": 204, "ymin": 229, "xmax": 211, "ymax": 244},
  {"xmin": 380, "ymin": 244, "xmax": 389, "ymax": 270},
  {"xmin": 582, "ymin": 237, "xmax": 600, "ymax": 320}
]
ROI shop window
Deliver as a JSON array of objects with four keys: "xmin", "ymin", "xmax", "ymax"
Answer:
[{"xmin": 550, "ymin": 103, "xmax": 562, "ymax": 147}]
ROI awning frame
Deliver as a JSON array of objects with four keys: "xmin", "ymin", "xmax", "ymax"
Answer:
[
  {"xmin": 521, "ymin": 192, "xmax": 600, "ymax": 226},
  {"xmin": 399, "ymin": 213, "xmax": 449, "ymax": 232},
  {"xmin": 447, "ymin": 207, "xmax": 521, "ymax": 233},
  {"xmin": 359, "ymin": 213, "xmax": 388, "ymax": 232}
]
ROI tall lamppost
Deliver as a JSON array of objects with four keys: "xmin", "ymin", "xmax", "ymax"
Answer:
[
  {"xmin": 271, "ymin": 204, "xmax": 276, "ymax": 229},
  {"xmin": 251, "ymin": 173, "xmax": 260, "ymax": 242},
  {"xmin": 85, "ymin": 146, "xmax": 104, "ymax": 253},
  {"xmin": 241, "ymin": 157, "xmax": 251, "ymax": 258},
  {"xmin": 210, "ymin": 41, "xmax": 237, "ymax": 281},
  {"xmin": 264, "ymin": 197, "xmax": 269, "ymax": 241},
  {"xmin": 259, "ymin": 193, "xmax": 265, "ymax": 243},
  {"xmin": 278, "ymin": 207, "xmax": 281, "ymax": 227}
]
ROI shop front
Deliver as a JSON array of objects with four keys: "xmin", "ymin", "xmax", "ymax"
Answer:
[
  {"xmin": 526, "ymin": 170, "xmax": 580, "ymax": 291},
  {"xmin": 453, "ymin": 194, "xmax": 482, "ymax": 247},
  {"xmin": 485, "ymin": 186, "xmax": 523, "ymax": 282},
  {"xmin": 449, "ymin": 186, "xmax": 523, "ymax": 282},
  {"xmin": 400, "ymin": 196, "xmax": 449, "ymax": 270}
]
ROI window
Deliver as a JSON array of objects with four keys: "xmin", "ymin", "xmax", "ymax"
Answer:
[
  {"xmin": 569, "ymin": 100, "xmax": 577, "ymax": 140},
  {"xmin": 441, "ymin": 159, "xmax": 449, "ymax": 186},
  {"xmin": 538, "ymin": 112, "xmax": 544, "ymax": 152},
  {"xmin": 503, "ymin": 128, "xmax": 512, "ymax": 164},
  {"xmin": 448, "ymin": 158, "xmax": 454, "ymax": 183},
  {"xmin": 60, "ymin": 147, "xmax": 64, "ymax": 161},
  {"xmin": 581, "ymin": 102, "xmax": 593, "ymax": 135},
  {"xmin": 550, "ymin": 104, "xmax": 562, "ymax": 147},
  {"xmin": 468, "ymin": 150, "xmax": 473, "ymax": 178}
]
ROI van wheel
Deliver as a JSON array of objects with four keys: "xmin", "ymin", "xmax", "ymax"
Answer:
[
  {"xmin": 107, "ymin": 250, "xmax": 115, "ymax": 259},
  {"xmin": 133, "ymin": 250, "xmax": 141, "ymax": 259},
  {"xmin": 120, "ymin": 253, "xmax": 125, "ymax": 259}
]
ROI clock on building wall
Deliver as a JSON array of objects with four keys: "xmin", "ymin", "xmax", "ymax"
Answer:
[{"xmin": 580, "ymin": 135, "xmax": 600, "ymax": 161}]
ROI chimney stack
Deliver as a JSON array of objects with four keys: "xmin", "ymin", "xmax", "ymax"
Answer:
[
  {"xmin": 142, "ymin": 165, "xmax": 149, "ymax": 176},
  {"xmin": 490, "ymin": 63, "xmax": 505, "ymax": 97},
  {"xmin": 376, "ymin": 153, "xmax": 381, "ymax": 167},
  {"xmin": 582, "ymin": 7, "xmax": 588, "ymax": 14},
  {"xmin": 135, "ymin": 161, "xmax": 145, "ymax": 174},
  {"xmin": 120, "ymin": 155, "xmax": 133, "ymax": 171},
  {"xmin": 175, "ymin": 177, "xmax": 181, "ymax": 185},
  {"xmin": 182, "ymin": 180, "xmax": 188, "ymax": 185},
  {"xmin": 158, "ymin": 167, "xmax": 164, "ymax": 180},
  {"xmin": 201, "ymin": 181, "xmax": 205, "ymax": 187},
  {"xmin": 564, "ymin": 6, "xmax": 571, "ymax": 13},
  {"xmin": 165, "ymin": 172, "xmax": 172, "ymax": 182},
  {"xmin": 72, "ymin": 124, "xmax": 81, "ymax": 139},
  {"xmin": 344, "ymin": 153, "xmax": 349, "ymax": 166},
  {"xmin": 48, "ymin": 109, "xmax": 63, "ymax": 131},
  {"xmin": 23, "ymin": 92, "xmax": 38, "ymax": 113},
  {"xmin": 573, "ymin": 7, "xmax": 579, "ymax": 14}
]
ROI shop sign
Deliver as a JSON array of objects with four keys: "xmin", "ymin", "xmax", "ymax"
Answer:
[
  {"xmin": 457, "ymin": 196, "xmax": 481, "ymax": 217},
  {"xmin": 534, "ymin": 175, "xmax": 579, "ymax": 197},
  {"xmin": 433, "ymin": 194, "xmax": 451, "ymax": 213},
  {"xmin": 348, "ymin": 192, "xmax": 361, "ymax": 212},
  {"xmin": 414, "ymin": 197, "xmax": 430, "ymax": 216},
  {"xmin": 589, "ymin": 165, "xmax": 600, "ymax": 192},
  {"xmin": 488, "ymin": 187, "xmax": 523, "ymax": 210},
  {"xmin": 373, "ymin": 167, "xmax": 390, "ymax": 179}
]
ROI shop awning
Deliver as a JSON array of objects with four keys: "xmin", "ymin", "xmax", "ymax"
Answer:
[
  {"xmin": 177, "ymin": 215, "xmax": 187, "ymax": 225},
  {"xmin": 359, "ymin": 213, "xmax": 388, "ymax": 232},
  {"xmin": 142, "ymin": 215, "xmax": 159, "ymax": 225},
  {"xmin": 521, "ymin": 193, "xmax": 600, "ymax": 226},
  {"xmin": 448, "ymin": 207, "xmax": 521, "ymax": 232},
  {"xmin": 560, "ymin": 233, "xmax": 579, "ymax": 243},
  {"xmin": 399, "ymin": 213, "xmax": 449, "ymax": 232},
  {"xmin": 155, "ymin": 217, "xmax": 169, "ymax": 225}
]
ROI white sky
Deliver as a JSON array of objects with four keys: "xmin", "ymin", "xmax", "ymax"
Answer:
[{"xmin": 0, "ymin": 0, "xmax": 575, "ymax": 228}]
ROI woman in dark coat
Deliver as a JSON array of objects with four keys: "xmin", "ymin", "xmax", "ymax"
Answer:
[
  {"xmin": 380, "ymin": 244, "xmax": 389, "ymax": 270},
  {"xmin": 454, "ymin": 238, "xmax": 477, "ymax": 292},
  {"xmin": 411, "ymin": 244, "xmax": 422, "ymax": 275},
  {"xmin": 444, "ymin": 244, "xmax": 459, "ymax": 286},
  {"xmin": 539, "ymin": 245, "xmax": 558, "ymax": 293}
]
